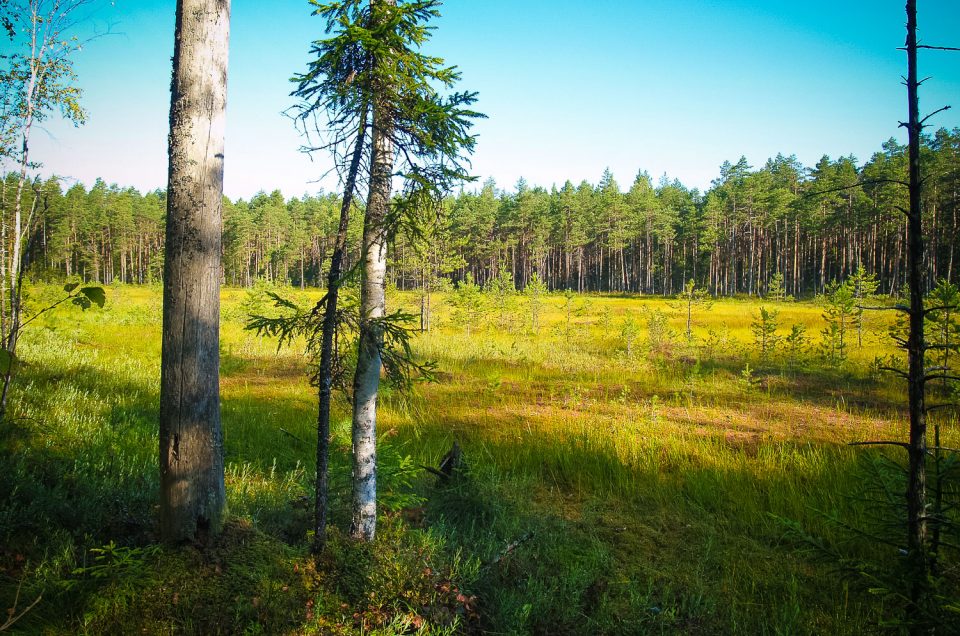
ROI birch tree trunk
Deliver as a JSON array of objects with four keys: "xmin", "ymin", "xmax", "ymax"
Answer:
[
  {"xmin": 159, "ymin": 0, "xmax": 231, "ymax": 545},
  {"xmin": 350, "ymin": 0, "xmax": 395, "ymax": 542},
  {"xmin": 314, "ymin": 110, "xmax": 367, "ymax": 553},
  {"xmin": 0, "ymin": 3, "xmax": 42, "ymax": 418}
]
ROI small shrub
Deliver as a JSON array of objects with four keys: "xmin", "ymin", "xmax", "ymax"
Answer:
[
  {"xmin": 620, "ymin": 313, "xmax": 640, "ymax": 357},
  {"xmin": 739, "ymin": 363, "xmax": 760, "ymax": 392},
  {"xmin": 783, "ymin": 323, "xmax": 810, "ymax": 364},
  {"xmin": 751, "ymin": 306, "xmax": 781, "ymax": 359}
]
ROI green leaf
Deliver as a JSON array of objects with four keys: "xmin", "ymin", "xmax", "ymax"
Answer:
[
  {"xmin": 63, "ymin": 282, "xmax": 79, "ymax": 293},
  {"xmin": 79, "ymin": 286, "xmax": 106, "ymax": 308}
]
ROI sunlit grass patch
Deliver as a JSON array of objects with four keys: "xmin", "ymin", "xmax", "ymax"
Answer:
[{"xmin": 2, "ymin": 282, "xmax": 950, "ymax": 633}]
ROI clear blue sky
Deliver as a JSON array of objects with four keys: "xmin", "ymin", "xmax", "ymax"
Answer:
[{"xmin": 12, "ymin": 0, "xmax": 960, "ymax": 199}]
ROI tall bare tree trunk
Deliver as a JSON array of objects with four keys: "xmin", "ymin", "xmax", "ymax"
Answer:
[
  {"xmin": 351, "ymin": 0, "xmax": 395, "ymax": 542},
  {"xmin": 159, "ymin": 0, "xmax": 231, "ymax": 545},
  {"xmin": 903, "ymin": 0, "xmax": 928, "ymax": 623}
]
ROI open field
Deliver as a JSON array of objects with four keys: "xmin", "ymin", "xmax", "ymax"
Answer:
[{"xmin": 1, "ymin": 283, "xmax": 956, "ymax": 634}]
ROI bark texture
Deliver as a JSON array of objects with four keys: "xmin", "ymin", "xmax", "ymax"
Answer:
[
  {"xmin": 350, "ymin": 0, "xmax": 395, "ymax": 542},
  {"xmin": 903, "ymin": 0, "xmax": 928, "ymax": 620},
  {"xmin": 160, "ymin": 0, "xmax": 230, "ymax": 545}
]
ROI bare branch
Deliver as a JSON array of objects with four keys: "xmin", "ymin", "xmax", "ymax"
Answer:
[
  {"xmin": 802, "ymin": 178, "xmax": 908, "ymax": 199},
  {"xmin": 485, "ymin": 531, "xmax": 535, "ymax": 568},
  {"xmin": 860, "ymin": 305, "xmax": 903, "ymax": 312},
  {"xmin": 923, "ymin": 375, "xmax": 960, "ymax": 384},
  {"xmin": 849, "ymin": 441, "xmax": 911, "ymax": 451},
  {"xmin": 929, "ymin": 446, "xmax": 960, "ymax": 454},
  {"xmin": 922, "ymin": 304, "xmax": 957, "ymax": 315},
  {"xmin": 0, "ymin": 576, "xmax": 42, "ymax": 632},
  {"xmin": 895, "ymin": 205, "xmax": 913, "ymax": 219},
  {"xmin": 920, "ymin": 105, "xmax": 951, "ymax": 125},
  {"xmin": 879, "ymin": 366, "xmax": 909, "ymax": 379}
]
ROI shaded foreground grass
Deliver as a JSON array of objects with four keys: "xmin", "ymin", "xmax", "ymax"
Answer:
[{"xmin": 0, "ymin": 284, "xmax": 956, "ymax": 633}]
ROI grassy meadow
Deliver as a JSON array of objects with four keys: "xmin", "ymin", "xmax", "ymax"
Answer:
[{"xmin": 1, "ymin": 282, "xmax": 957, "ymax": 634}]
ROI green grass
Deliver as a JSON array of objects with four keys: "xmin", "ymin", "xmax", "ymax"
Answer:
[{"xmin": 0, "ymin": 282, "xmax": 956, "ymax": 634}]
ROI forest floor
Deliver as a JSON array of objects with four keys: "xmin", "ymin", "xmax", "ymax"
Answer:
[{"xmin": 1, "ymin": 283, "xmax": 957, "ymax": 634}]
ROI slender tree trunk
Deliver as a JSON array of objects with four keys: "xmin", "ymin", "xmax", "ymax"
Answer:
[
  {"xmin": 351, "ymin": 0, "xmax": 394, "ymax": 541},
  {"xmin": 159, "ymin": 0, "xmax": 231, "ymax": 545},
  {"xmin": 903, "ymin": 1, "xmax": 928, "ymax": 624},
  {"xmin": 0, "ymin": 11, "xmax": 43, "ymax": 418},
  {"xmin": 313, "ymin": 109, "xmax": 367, "ymax": 554},
  {"xmin": 1, "ymin": 178, "xmax": 8, "ymax": 349},
  {"xmin": 948, "ymin": 205, "xmax": 956, "ymax": 282}
]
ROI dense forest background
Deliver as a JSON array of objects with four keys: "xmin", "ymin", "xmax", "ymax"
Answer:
[{"xmin": 10, "ymin": 128, "xmax": 960, "ymax": 297}]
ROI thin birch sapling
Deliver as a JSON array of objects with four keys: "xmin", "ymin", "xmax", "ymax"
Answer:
[
  {"xmin": 0, "ymin": 0, "xmax": 98, "ymax": 419},
  {"xmin": 288, "ymin": 0, "xmax": 482, "ymax": 542}
]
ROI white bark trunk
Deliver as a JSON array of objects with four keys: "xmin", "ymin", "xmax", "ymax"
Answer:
[{"xmin": 350, "ymin": 0, "xmax": 395, "ymax": 542}]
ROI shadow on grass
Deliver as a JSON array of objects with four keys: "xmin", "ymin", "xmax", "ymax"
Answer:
[
  {"xmin": 0, "ymin": 354, "xmax": 320, "ymax": 632},
  {"xmin": 0, "ymin": 336, "xmax": 913, "ymax": 634},
  {"xmin": 397, "ymin": 416, "xmax": 894, "ymax": 635},
  {"xmin": 1, "ymin": 362, "xmax": 160, "ymax": 549}
]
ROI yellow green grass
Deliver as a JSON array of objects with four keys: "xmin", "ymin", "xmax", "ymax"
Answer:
[{"xmin": 0, "ymin": 283, "xmax": 955, "ymax": 634}]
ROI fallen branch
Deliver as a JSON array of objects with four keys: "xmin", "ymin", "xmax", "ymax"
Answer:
[
  {"xmin": 422, "ymin": 441, "xmax": 463, "ymax": 485},
  {"xmin": 485, "ymin": 531, "xmax": 535, "ymax": 568},
  {"xmin": 279, "ymin": 427, "xmax": 306, "ymax": 445}
]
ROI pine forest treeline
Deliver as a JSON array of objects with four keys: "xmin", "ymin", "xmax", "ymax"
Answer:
[{"xmin": 7, "ymin": 129, "xmax": 960, "ymax": 297}]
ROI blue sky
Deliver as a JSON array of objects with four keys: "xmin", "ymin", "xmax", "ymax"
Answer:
[{"xmin": 11, "ymin": 0, "xmax": 960, "ymax": 199}]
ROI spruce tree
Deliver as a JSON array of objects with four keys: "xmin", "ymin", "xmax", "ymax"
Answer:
[
  {"xmin": 849, "ymin": 264, "xmax": 879, "ymax": 348},
  {"xmin": 289, "ymin": 0, "xmax": 480, "ymax": 542},
  {"xmin": 751, "ymin": 306, "xmax": 780, "ymax": 359},
  {"xmin": 820, "ymin": 280, "xmax": 855, "ymax": 365}
]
